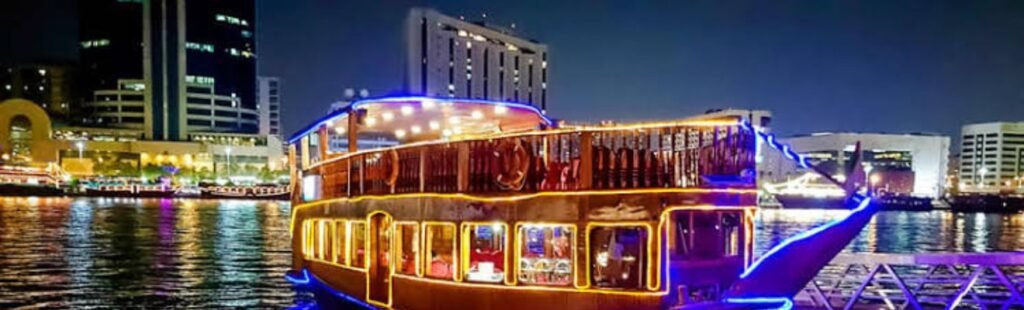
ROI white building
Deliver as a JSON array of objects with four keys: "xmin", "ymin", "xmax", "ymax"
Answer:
[
  {"xmin": 761, "ymin": 132, "xmax": 951, "ymax": 198},
  {"xmin": 959, "ymin": 122, "xmax": 1024, "ymax": 192},
  {"xmin": 256, "ymin": 76, "xmax": 281, "ymax": 138},
  {"xmin": 405, "ymin": 8, "xmax": 549, "ymax": 111}
]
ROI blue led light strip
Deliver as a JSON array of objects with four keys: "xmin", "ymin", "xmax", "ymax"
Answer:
[
  {"xmin": 284, "ymin": 268, "xmax": 375, "ymax": 309},
  {"xmin": 739, "ymin": 196, "xmax": 871, "ymax": 279},
  {"xmin": 740, "ymin": 121, "xmax": 810, "ymax": 169},
  {"xmin": 724, "ymin": 297, "xmax": 794, "ymax": 310}
]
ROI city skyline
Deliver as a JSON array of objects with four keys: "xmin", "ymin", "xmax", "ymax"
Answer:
[{"xmin": 3, "ymin": 1, "xmax": 1024, "ymax": 140}]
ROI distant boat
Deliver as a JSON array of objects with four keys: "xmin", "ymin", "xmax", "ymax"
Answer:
[
  {"xmin": 776, "ymin": 193, "xmax": 932, "ymax": 211},
  {"xmin": 948, "ymin": 194, "xmax": 1024, "ymax": 213},
  {"xmin": 201, "ymin": 185, "xmax": 289, "ymax": 200}
]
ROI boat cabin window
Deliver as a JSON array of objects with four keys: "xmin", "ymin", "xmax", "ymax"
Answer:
[
  {"xmin": 318, "ymin": 220, "xmax": 334, "ymax": 261},
  {"xmin": 464, "ymin": 223, "xmax": 507, "ymax": 283},
  {"xmin": 588, "ymin": 225, "xmax": 648, "ymax": 290},
  {"xmin": 302, "ymin": 220, "xmax": 315, "ymax": 259},
  {"xmin": 673, "ymin": 211, "xmax": 743, "ymax": 260},
  {"xmin": 334, "ymin": 220, "xmax": 348, "ymax": 265},
  {"xmin": 517, "ymin": 224, "xmax": 574, "ymax": 286},
  {"xmin": 351, "ymin": 221, "xmax": 367, "ymax": 268},
  {"xmin": 424, "ymin": 223, "xmax": 457, "ymax": 280},
  {"xmin": 394, "ymin": 223, "xmax": 419, "ymax": 276}
]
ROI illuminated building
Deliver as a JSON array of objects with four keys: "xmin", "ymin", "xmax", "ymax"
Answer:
[
  {"xmin": 959, "ymin": 122, "xmax": 1024, "ymax": 192},
  {"xmin": 257, "ymin": 76, "xmax": 282, "ymax": 138},
  {"xmin": 405, "ymin": 8, "xmax": 549, "ymax": 111},
  {"xmin": 0, "ymin": 99, "xmax": 285, "ymax": 181},
  {"xmin": 79, "ymin": 0, "xmax": 258, "ymax": 140},
  {"xmin": 0, "ymin": 63, "xmax": 74, "ymax": 118},
  {"xmin": 761, "ymin": 132, "xmax": 950, "ymax": 198}
]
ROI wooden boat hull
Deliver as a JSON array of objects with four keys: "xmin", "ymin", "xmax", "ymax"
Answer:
[
  {"xmin": 306, "ymin": 260, "xmax": 665, "ymax": 310},
  {"xmin": 291, "ymin": 189, "xmax": 758, "ymax": 310}
]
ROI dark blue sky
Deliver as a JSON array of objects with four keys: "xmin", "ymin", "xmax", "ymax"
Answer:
[{"xmin": 4, "ymin": 1, "xmax": 1024, "ymax": 138}]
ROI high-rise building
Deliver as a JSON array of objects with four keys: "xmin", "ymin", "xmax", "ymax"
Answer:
[
  {"xmin": 256, "ymin": 76, "xmax": 281, "ymax": 137},
  {"xmin": 959, "ymin": 122, "xmax": 1024, "ymax": 192},
  {"xmin": 0, "ymin": 63, "xmax": 74, "ymax": 118},
  {"xmin": 79, "ymin": 0, "xmax": 257, "ymax": 141},
  {"xmin": 405, "ymin": 8, "xmax": 549, "ymax": 111}
]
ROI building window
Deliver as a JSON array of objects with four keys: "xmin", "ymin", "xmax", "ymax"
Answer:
[
  {"xmin": 588, "ymin": 225, "xmax": 648, "ymax": 290},
  {"xmin": 81, "ymin": 39, "xmax": 110, "ymax": 49},
  {"xmin": 185, "ymin": 42, "xmax": 215, "ymax": 53},
  {"xmin": 351, "ymin": 221, "xmax": 367, "ymax": 268},
  {"xmin": 425, "ymin": 223, "xmax": 457, "ymax": 280},
  {"xmin": 464, "ymin": 223, "xmax": 507, "ymax": 283},
  {"xmin": 395, "ymin": 223, "xmax": 419, "ymax": 276},
  {"xmin": 517, "ymin": 224, "xmax": 574, "ymax": 286}
]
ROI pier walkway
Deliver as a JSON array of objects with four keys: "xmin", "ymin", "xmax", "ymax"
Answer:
[{"xmin": 796, "ymin": 253, "xmax": 1024, "ymax": 309}]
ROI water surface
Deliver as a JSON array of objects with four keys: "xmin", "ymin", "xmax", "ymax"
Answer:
[{"xmin": 1, "ymin": 197, "xmax": 1021, "ymax": 308}]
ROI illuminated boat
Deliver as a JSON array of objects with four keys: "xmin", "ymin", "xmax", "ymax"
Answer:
[
  {"xmin": 201, "ymin": 185, "xmax": 290, "ymax": 200},
  {"xmin": 286, "ymin": 96, "xmax": 877, "ymax": 309},
  {"xmin": 84, "ymin": 184, "xmax": 135, "ymax": 197}
]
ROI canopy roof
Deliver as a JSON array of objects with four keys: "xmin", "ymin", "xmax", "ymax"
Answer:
[{"xmin": 289, "ymin": 96, "xmax": 553, "ymax": 144}]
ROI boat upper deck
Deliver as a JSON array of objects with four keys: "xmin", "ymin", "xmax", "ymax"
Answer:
[{"xmin": 289, "ymin": 97, "xmax": 757, "ymax": 202}]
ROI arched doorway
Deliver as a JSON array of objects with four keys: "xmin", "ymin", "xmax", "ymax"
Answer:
[{"xmin": 367, "ymin": 211, "xmax": 393, "ymax": 306}]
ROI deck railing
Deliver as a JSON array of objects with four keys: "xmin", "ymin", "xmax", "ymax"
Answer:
[
  {"xmin": 313, "ymin": 122, "xmax": 755, "ymax": 199},
  {"xmin": 796, "ymin": 253, "xmax": 1024, "ymax": 309}
]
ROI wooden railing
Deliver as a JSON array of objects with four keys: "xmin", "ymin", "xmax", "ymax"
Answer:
[{"xmin": 312, "ymin": 123, "xmax": 755, "ymax": 199}]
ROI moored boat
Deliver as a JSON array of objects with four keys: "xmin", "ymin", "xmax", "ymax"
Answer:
[
  {"xmin": 948, "ymin": 194, "xmax": 1024, "ymax": 213},
  {"xmin": 286, "ymin": 96, "xmax": 877, "ymax": 309},
  {"xmin": 201, "ymin": 185, "xmax": 290, "ymax": 200}
]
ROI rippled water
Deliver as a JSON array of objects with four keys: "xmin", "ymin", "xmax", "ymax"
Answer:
[
  {"xmin": 0, "ymin": 197, "xmax": 1021, "ymax": 308},
  {"xmin": 756, "ymin": 209, "xmax": 1024, "ymax": 255},
  {"xmin": 0, "ymin": 197, "xmax": 311, "ymax": 309}
]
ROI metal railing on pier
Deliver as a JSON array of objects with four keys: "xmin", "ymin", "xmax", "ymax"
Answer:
[{"xmin": 796, "ymin": 253, "xmax": 1024, "ymax": 309}]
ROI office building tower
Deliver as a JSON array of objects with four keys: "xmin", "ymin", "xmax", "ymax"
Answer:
[
  {"xmin": 405, "ymin": 8, "xmax": 549, "ymax": 111},
  {"xmin": 257, "ymin": 76, "xmax": 281, "ymax": 137},
  {"xmin": 959, "ymin": 122, "xmax": 1024, "ymax": 192},
  {"xmin": 79, "ymin": 0, "xmax": 257, "ymax": 140}
]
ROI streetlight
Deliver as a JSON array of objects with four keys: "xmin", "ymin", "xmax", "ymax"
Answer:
[{"xmin": 75, "ymin": 141, "xmax": 84, "ymax": 159}]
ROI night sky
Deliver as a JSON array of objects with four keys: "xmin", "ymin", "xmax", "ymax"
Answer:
[{"xmin": 3, "ymin": 1, "xmax": 1024, "ymax": 139}]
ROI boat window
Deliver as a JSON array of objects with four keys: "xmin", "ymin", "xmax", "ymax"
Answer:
[
  {"xmin": 464, "ymin": 223, "xmax": 507, "ymax": 283},
  {"xmin": 425, "ymin": 223, "xmax": 457, "ymax": 280},
  {"xmin": 588, "ymin": 225, "xmax": 647, "ymax": 290},
  {"xmin": 334, "ymin": 220, "xmax": 347, "ymax": 265},
  {"xmin": 395, "ymin": 223, "xmax": 419, "ymax": 276},
  {"xmin": 318, "ymin": 220, "xmax": 333, "ymax": 260},
  {"xmin": 517, "ymin": 224, "xmax": 574, "ymax": 286},
  {"xmin": 351, "ymin": 221, "xmax": 367, "ymax": 268},
  {"xmin": 303, "ymin": 219, "xmax": 315, "ymax": 259},
  {"xmin": 674, "ymin": 211, "xmax": 742, "ymax": 260}
]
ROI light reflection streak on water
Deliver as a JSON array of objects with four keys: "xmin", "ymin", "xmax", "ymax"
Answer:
[{"xmin": 0, "ymin": 197, "xmax": 309, "ymax": 308}]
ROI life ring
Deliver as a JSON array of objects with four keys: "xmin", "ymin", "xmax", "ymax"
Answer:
[
  {"xmin": 495, "ymin": 139, "xmax": 530, "ymax": 191},
  {"xmin": 383, "ymin": 149, "xmax": 400, "ymax": 187}
]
